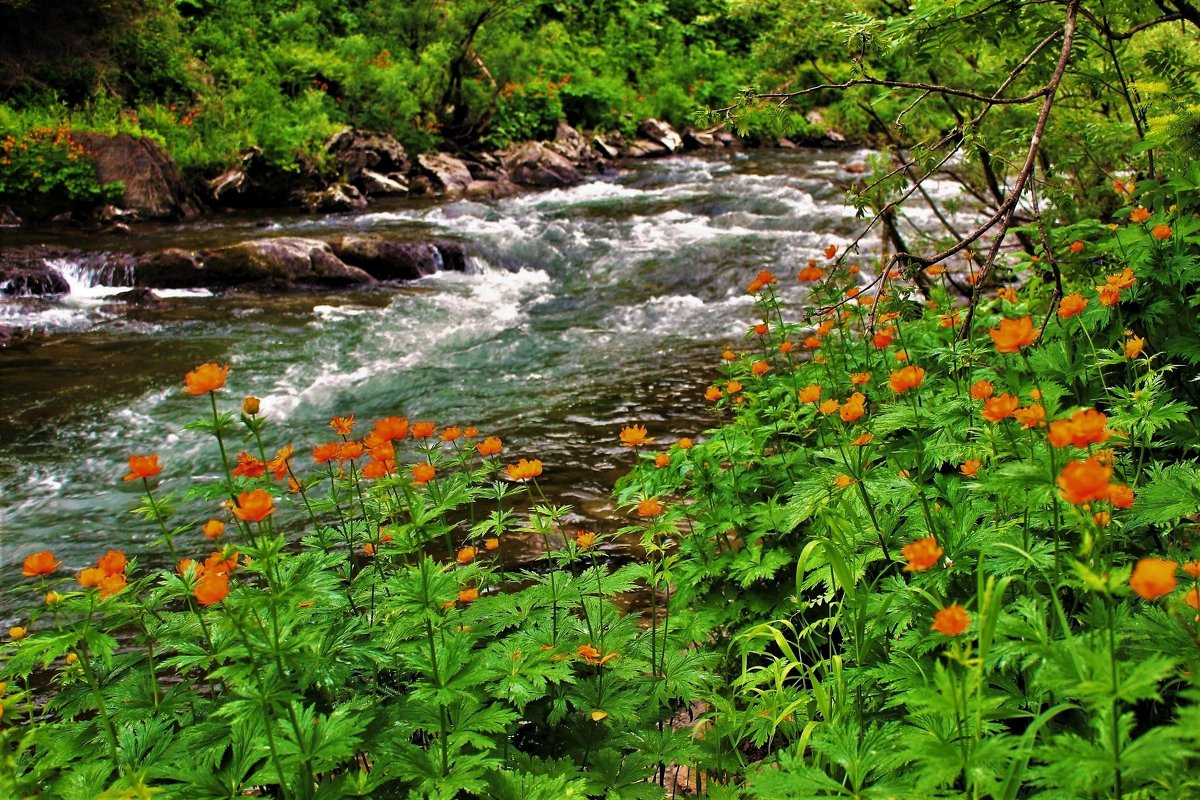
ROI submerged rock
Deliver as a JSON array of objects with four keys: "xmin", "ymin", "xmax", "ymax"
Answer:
[
  {"xmin": 326, "ymin": 236, "xmax": 444, "ymax": 281},
  {"xmin": 197, "ymin": 238, "xmax": 376, "ymax": 289},
  {"xmin": 0, "ymin": 247, "xmax": 72, "ymax": 295}
]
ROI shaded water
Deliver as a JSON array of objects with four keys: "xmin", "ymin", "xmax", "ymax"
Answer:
[{"xmin": 0, "ymin": 149, "xmax": 967, "ymax": 614}]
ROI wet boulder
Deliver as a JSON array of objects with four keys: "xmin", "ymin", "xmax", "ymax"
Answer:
[
  {"xmin": 637, "ymin": 118, "xmax": 683, "ymax": 153},
  {"xmin": 357, "ymin": 169, "xmax": 409, "ymax": 197},
  {"xmin": 0, "ymin": 247, "xmax": 72, "ymax": 295},
  {"xmin": 296, "ymin": 183, "xmax": 368, "ymax": 213},
  {"xmin": 415, "ymin": 153, "xmax": 473, "ymax": 194},
  {"xmin": 327, "ymin": 236, "xmax": 445, "ymax": 281},
  {"xmin": 133, "ymin": 249, "xmax": 205, "ymax": 289},
  {"xmin": 682, "ymin": 129, "xmax": 717, "ymax": 150},
  {"xmin": 198, "ymin": 238, "xmax": 376, "ymax": 289},
  {"xmin": 434, "ymin": 240, "xmax": 469, "ymax": 273},
  {"xmin": 592, "ymin": 136, "xmax": 620, "ymax": 160},
  {"xmin": 73, "ymin": 132, "xmax": 203, "ymax": 220},
  {"xmin": 622, "ymin": 139, "xmax": 670, "ymax": 158},
  {"xmin": 503, "ymin": 141, "xmax": 581, "ymax": 188},
  {"xmin": 548, "ymin": 122, "xmax": 590, "ymax": 163},
  {"xmin": 105, "ymin": 287, "xmax": 162, "ymax": 308},
  {"xmin": 325, "ymin": 128, "xmax": 410, "ymax": 180}
]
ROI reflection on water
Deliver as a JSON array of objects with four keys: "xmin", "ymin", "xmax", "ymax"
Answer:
[{"xmin": 0, "ymin": 149, "xmax": 974, "ymax": 615}]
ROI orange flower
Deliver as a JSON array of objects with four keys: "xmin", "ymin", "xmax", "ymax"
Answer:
[
  {"xmin": 202, "ymin": 519, "xmax": 225, "ymax": 539},
  {"xmin": 362, "ymin": 543, "xmax": 376, "ymax": 557},
  {"xmin": 746, "ymin": 269, "xmax": 777, "ymax": 293},
  {"xmin": 969, "ymin": 379, "xmax": 994, "ymax": 400},
  {"xmin": 194, "ymin": 572, "xmax": 229, "ymax": 606},
  {"xmin": 834, "ymin": 474, "xmax": 855, "ymax": 489},
  {"xmin": 1058, "ymin": 293, "xmax": 1088, "ymax": 319},
  {"xmin": 412, "ymin": 463, "xmax": 436, "ymax": 485},
  {"xmin": 78, "ymin": 567, "xmax": 104, "ymax": 588},
  {"xmin": 22, "ymin": 550, "xmax": 60, "ymax": 577},
  {"xmin": 1069, "ymin": 240, "xmax": 1085, "ymax": 253},
  {"xmin": 233, "ymin": 451, "xmax": 266, "ymax": 478},
  {"xmin": 894, "ymin": 349, "xmax": 909, "ymax": 363},
  {"xmin": 1014, "ymin": 404, "xmax": 1046, "ymax": 429},
  {"xmin": 850, "ymin": 372, "xmax": 870, "ymax": 386},
  {"xmin": 440, "ymin": 426, "xmax": 462, "ymax": 442},
  {"xmin": 242, "ymin": 396, "xmax": 260, "ymax": 416},
  {"xmin": 799, "ymin": 384, "xmax": 822, "ymax": 403},
  {"xmin": 1186, "ymin": 587, "xmax": 1200, "ymax": 610},
  {"xmin": 816, "ymin": 320, "xmax": 836, "ymax": 336},
  {"xmin": 1106, "ymin": 268, "xmax": 1136, "ymax": 290},
  {"xmin": 183, "ymin": 363, "xmax": 229, "ymax": 395},
  {"xmin": 463, "ymin": 427, "xmax": 478, "ymax": 438},
  {"xmin": 654, "ymin": 453, "xmax": 670, "ymax": 468},
  {"xmin": 932, "ymin": 604, "xmax": 970, "ymax": 636},
  {"xmin": 888, "ymin": 366, "xmax": 925, "ymax": 393},
  {"xmin": 267, "ymin": 444, "xmax": 294, "ymax": 480},
  {"xmin": 506, "ymin": 458, "xmax": 543, "ymax": 481},
  {"xmin": 725, "ymin": 380, "xmax": 743, "ymax": 395},
  {"xmin": 576, "ymin": 531, "xmax": 597, "ymax": 550},
  {"xmin": 1124, "ymin": 336, "xmax": 1145, "ymax": 359},
  {"xmin": 98, "ymin": 573, "xmax": 126, "ymax": 600},
  {"xmin": 803, "ymin": 335, "xmax": 821, "ymax": 349},
  {"xmin": 457, "ymin": 546, "xmax": 476, "ymax": 565},
  {"xmin": 1152, "ymin": 224, "xmax": 1172, "ymax": 240},
  {"xmin": 818, "ymin": 398, "xmax": 840, "ymax": 416},
  {"xmin": 476, "ymin": 436, "xmax": 503, "ymax": 456},
  {"xmin": 232, "ymin": 489, "xmax": 275, "ymax": 522},
  {"xmin": 1047, "ymin": 409, "xmax": 1111, "ymax": 448},
  {"xmin": 1056, "ymin": 458, "xmax": 1113, "ymax": 505},
  {"xmin": 1184, "ymin": 561, "xmax": 1200, "ymax": 579},
  {"xmin": 851, "ymin": 433, "xmax": 873, "ymax": 446},
  {"xmin": 705, "ymin": 386, "xmax": 723, "ymax": 402},
  {"xmin": 313, "ymin": 442, "xmax": 340, "ymax": 464},
  {"xmin": 824, "ymin": 244, "xmax": 838, "ymax": 259},
  {"xmin": 637, "ymin": 498, "xmax": 663, "ymax": 517},
  {"xmin": 751, "ymin": 360, "xmax": 770, "ymax": 376},
  {"xmin": 458, "ymin": 587, "xmax": 479, "ymax": 604},
  {"xmin": 359, "ymin": 459, "xmax": 393, "ymax": 479},
  {"xmin": 123, "ymin": 454, "xmax": 163, "ymax": 482},
  {"xmin": 903, "ymin": 537, "xmax": 943, "ymax": 572},
  {"xmin": 677, "ymin": 437, "xmax": 693, "ymax": 449},
  {"xmin": 9, "ymin": 626, "xmax": 26, "ymax": 640},
  {"xmin": 981, "ymin": 393, "xmax": 1019, "ymax": 422},
  {"xmin": 871, "ymin": 330, "xmax": 894, "ymax": 349},
  {"xmin": 1130, "ymin": 206, "xmax": 1150, "ymax": 223},
  {"xmin": 484, "ymin": 537, "xmax": 500, "ymax": 550},
  {"xmin": 373, "ymin": 416, "xmax": 410, "ymax": 441},
  {"xmin": 797, "ymin": 265, "xmax": 825, "ymax": 282},
  {"xmin": 721, "ymin": 349, "xmax": 735, "ymax": 361},
  {"xmin": 577, "ymin": 643, "xmax": 602, "ymax": 661},
  {"xmin": 97, "ymin": 550, "xmax": 127, "ymax": 576},
  {"xmin": 989, "ymin": 316, "xmax": 1038, "ymax": 353},
  {"xmin": 620, "ymin": 425, "xmax": 653, "ymax": 447},
  {"xmin": 752, "ymin": 323, "xmax": 768, "ymax": 336},
  {"xmin": 410, "ymin": 421, "xmax": 437, "ymax": 439},
  {"xmin": 779, "ymin": 340, "xmax": 794, "ymax": 354},
  {"xmin": 1129, "ymin": 558, "xmax": 1177, "ymax": 600},
  {"xmin": 840, "ymin": 392, "xmax": 866, "ymax": 423},
  {"xmin": 330, "ymin": 415, "xmax": 355, "ymax": 435},
  {"xmin": 1108, "ymin": 483, "xmax": 1135, "ymax": 509},
  {"xmin": 997, "ymin": 287, "xmax": 1018, "ymax": 303},
  {"xmin": 1094, "ymin": 511, "xmax": 1111, "ymax": 527},
  {"xmin": 961, "ymin": 459, "xmax": 981, "ymax": 478},
  {"xmin": 338, "ymin": 441, "xmax": 364, "ymax": 462}
]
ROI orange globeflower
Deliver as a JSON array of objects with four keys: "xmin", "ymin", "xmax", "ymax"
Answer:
[
  {"xmin": 1187, "ymin": 587, "xmax": 1200, "ymax": 610},
  {"xmin": 850, "ymin": 372, "xmax": 871, "ymax": 386},
  {"xmin": 267, "ymin": 444, "xmax": 294, "ymax": 480},
  {"xmin": 989, "ymin": 316, "xmax": 1038, "ymax": 353},
  {"xmin": 1108, "ymin": 483, "xmax": 1135, "ymax": 509},
  {"xmin": 194, "ymin": 572, "xmax": 229, "ymax": 606},
  {"xmin": 1069, "ymin": 240, "xmax": 1085, "ymax": 253},
  {"xmin": 78, "ymin": 567, "xmax": 105, "ymax": 588},
  {"xmin": 1129, "ymin": 558, "xmax": 1177, "ymax": 600},
  {"xmin": 484, "ymin": 537, "xmax": 500, "ymax": 551},
  {"xmin": 903, "ymin": 536, "xmax": 943, "ymax": 572},
  {"xmin": 997, "ymin": 287, "xmax": 1018, "ymax": 304},
  {"xmin": 803, "ymin": 335, "xmax": 821, "ymax": 349},
  {"xmin": 1183, "ymin": 560, "xmax": 1200, "ymax": 579},
  {"xmin": 183, "ymin": 363, "xmax": 229, "ymax": 395},
  {"xmin": 476, "ymin": 436, "xmax": 503, "ymax": 457},
  {"xmin": 654, "ymin": 453, "xmax": 670, "ymax": 468},
  {"xmin": 463, "ymin": 426, "xmax": 478, "ymax": 438},
  {"xmin": 97, "ymin": 550, "xmax": 127, "ymax": 577},
  {"xmin": 232, "ymin": 489, "xmax": 275, "ymax": 522},
  {"xmin": 751, "ymin": 360, "xmax": 770, "ymax": 376},
  {"xmin": 506, "ymin": 458, "xmax": 543, "ymax": 481},
  {"xmin": 373, "ymin": 416, "xmax": 410, "ymax": 441},
  {"xmin": 576, "ymin": 531, "xmax": 597, "ymax": 550},
  {"xmin": 1056, "ymin": 458, "xmax": 1113, "ymax": 505},
  {"xmin": 232, "ymin": 451, "xmax": 266, "ymax": 478},
  {"xmin": 330, "ymin": 415, "xmax": 355, "ymax": 435},
  {"xmin": 1014, "ymin": 404, "xmax": 1046, "ymax": 429},
  {"xmin": 1130, "ymin": 206, "xmax": 1150, "ymax": 223},
  {"xmin": 871, "ymin": 330, "xmax": 894, "ymax": 349},
  {"xmin": 932, "ymin": 604, "xmax": 970, "ymax": 636},
  {"xmin": 981, "ymin": 393, "xmax": 1019, "ymax": 422},
  {"xmin": 637, "ymin": 498, "xmax": 664, "ymax": 517},
  {"xmin": 834, "ymin": 474, "xmax": 855, "ymax": 489},
  {"xmin": 313, "ymin": 442, "xmax": 340, "ymax": 464},
  {"xmin": 458, "ymin": 587, "xmax": 479, "ymax": 604},
  {"xmin": 1107, "ymin": 268, "xmax": 1136, "ymax": 290},
  {"xmin": 840, "ymin": 392, "xmax": 866, "ymax": 423},
  {"xmin": 123, "ymin": 454, "xmax": 163, "ymax": 482},
  {"xmin": 851, "ymin": 433, "xmax": 873, "ymax": 446},
  {"xmin": 725, "ymin": 380, "xmax": 743, "ymax": 395},
  {"xmin": 359, "ymin": 459, "xmax": 393, "ymax": 479},
  {"xmin": 1152, "ymin": 224, "xmax": 1172, "ymax": 240},
  {"xmin": 1058, "ymin": 293, "xmax": 1088, "ymax": 319},
  {"xmin": 705, "ymin": 386, "xmax": 723, "ymax": 402},
  {"xmin": 412, "ymin": 463, "xmax": 436, "ymax": 485},
  {"xmin": 337, "ymin": 441, "xmax": 364, "ymax": 462},
  {"xmin": 98, "ymin": 573, "xmax": 126, "ymax": 600},
  {"xmin": 1098, "ymin": 285, "xmax": 1122, "ymax": 306},
  {"xmin": 1048, "ymin": 409, "xmax": 1111, "ymax": 448},
  {"xmin": 1124, "ymin": 336, "xmax": 1145, "ymax": 359},
  {"xmin": 818, "ymin": 398, "xmax": 840, "ymax": 416},
  {"xmin": 889, "ymin": 366, "xmax": 925, "ymax": 394},
  {"xmin": 961, "ymin": 459, "xmax": 981, "ymax": 478},
  {"xmin": 456, "ymin": 546, "xmax": 476, "ymax": 565},
  {"xmin": 22, "ymin": 550, "xmax": 60, "ymax": 577},
  {"xmin": 620, "ymin": 425, "xmax": 654, "ymax": 447},
  {"xmin": 410, "ymin": 421, "xmax": 437, "ymax": 439},
  {"xmin": 242, "ymin": 396, "xmax": 260, "ymax": 416},
  {"xmin": 797, "ymin": 265, "xmax": 825, "ymax": 281},
  {"xmin": 824, "ymin": 244, "xmax": 838, "ymax": 259},
  {"xmin": 779, "ymin": 340, "xmax": 794, "ymax": 354},
  {"xmin": 677, "ymin": 437, "xmax": 693, "ymax": 450},
  {"xmin": 752, "ymin": 323, "xmax": 769, "ymax": 336},
  {"xmin": 721, "ymin": 349, "xmax": 736, "ymax": 361},
  {"xmin": 799, "ymin": 384, "xmax": 822, "ymax": 403},
  {"xmin": 969, "ymin": 379, "xmax": 994, "ymax": 400},
  {"xmin": 440, "ymin": 426, "xmax": 462, "ymax": 442},
  {"xmin": 202, "ymin": 519, "xmax": 225, "ymax": 540}
]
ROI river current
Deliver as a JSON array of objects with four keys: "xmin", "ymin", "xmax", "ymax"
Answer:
[{"xmin": 0, "ymin": 149, "xmax": 967, "ymax": 615}]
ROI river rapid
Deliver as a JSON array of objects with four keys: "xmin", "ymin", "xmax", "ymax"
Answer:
[{"xmin": 0, "ymin": 148, "xmax": 965, "ymax": 614}]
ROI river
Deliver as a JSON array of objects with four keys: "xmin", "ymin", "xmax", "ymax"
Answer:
[{"xmin": 0, "ymin": 148, "xmax": 965, "ymax": 616}]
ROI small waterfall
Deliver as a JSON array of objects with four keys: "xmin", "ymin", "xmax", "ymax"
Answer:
[{"xmin": 45, "ymin": 256, "xmax": 134, "ymax": 300}]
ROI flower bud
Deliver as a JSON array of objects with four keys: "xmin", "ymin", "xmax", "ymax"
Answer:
[{"xmin": 242, "ymin": 396, "xmax": 261, "ymax": 416}]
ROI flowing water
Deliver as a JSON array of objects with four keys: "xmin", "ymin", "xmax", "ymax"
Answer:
[{"xmin": 0, "ymin": 148, "xmax": 968, "ymax": 616}]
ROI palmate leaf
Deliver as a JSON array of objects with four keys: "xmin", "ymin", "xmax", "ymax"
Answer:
[
  {"xmin": 729, "ymin": 542, "xmax": 795, "ymax": 588},
  {"xmin": 1123, "ymin": 462, "xmax": 1200, "ymax": 530}
]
